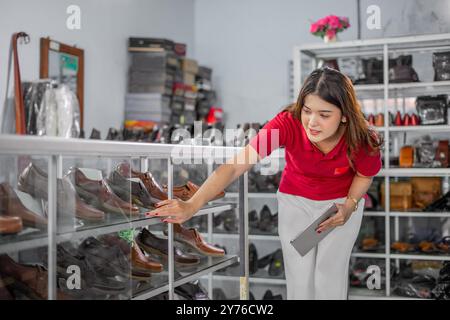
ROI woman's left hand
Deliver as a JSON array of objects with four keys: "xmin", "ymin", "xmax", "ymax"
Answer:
[{"xmin": 316, "ymin": 203, "xmax": 353, "ymax": 233}]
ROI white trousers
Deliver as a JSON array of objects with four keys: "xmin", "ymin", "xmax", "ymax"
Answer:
[{"xmin": 277, "ymin": 191, "xmax": 364, "ymax": 300}]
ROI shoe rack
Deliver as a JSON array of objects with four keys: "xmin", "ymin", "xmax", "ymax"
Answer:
[
  {"xmin": 0, "ymin": 135, "xmax": 249, "ymax": 300},
  {"xmin": 294, "ymin": 33, "xmax": 450, "ymax": 300},
  {"xmin": 200, "ymin": 150, "xmax": 287, "ymax": 300}
]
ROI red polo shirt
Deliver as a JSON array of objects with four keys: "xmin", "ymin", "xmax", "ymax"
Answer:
[{"xmin": 249, "ymin": 111, "xmax": 382, "ymax": 200}]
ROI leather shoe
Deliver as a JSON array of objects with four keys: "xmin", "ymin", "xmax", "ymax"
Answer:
[
  {"xmin": 119, "ymin": 162, "xmax": 168, "ymax": 201},
  {"xmin": 78, "ymin": 237, "xmax": 130, "ymax": 277},
  {"xmin": 136, "ymin": 228, "xmax": 200, "ymax": 266},
  {"xmin": 164, "ymin": 224, "xmax": 225, "ymax": 257},
  {"xmin": 249, "ymin": 243, "xmax": 258, "ymax": 275},
  {"xmin": 0, "ymin": 215, "xmax": 22, "ymax": 235},
  {"xmin": 131, "ymin": 242, "xmax": 163, "ymax": 273},
  {"xmin": 1, "ymin": 181, "xmax": 47, "ymax": 229},
  {"xmin": 268, "ymin": 249, "xmax": 284, "ymax": 277},
  {"xmin": 56, "ymin": 244, "xmax": 127, "ymax": 294},
  {"xmin": 163, "ymin": 181, "xmax": 225, "ymax": 201},
  {"xmin": 259, "ymin": 205, "xmax": 274, "ymax": 233},
  {"xmin": 67, "ymin": 167, "xmax": 139, "ymax": 216},
  {"xmin": 108, "ymin": 163, "xmax": 158, "ymax": 208},
  {"xmin": 0, "ymin": 254, "xmax": 68, "ymax": 300},
  {"xmin": 17, "ymin": 163, "xmax": 105, "ymax": 222}
]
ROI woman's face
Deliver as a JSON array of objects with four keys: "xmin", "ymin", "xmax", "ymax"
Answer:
[{"xmin": 301, "ymin": 94, "xmax": 346, "ymax": 143}]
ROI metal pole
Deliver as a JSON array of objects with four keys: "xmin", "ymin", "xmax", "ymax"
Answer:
[
  {"xmin": 207, "ymin": 162, "xmax": 214, "ymax": 299},
  {"xmin": 47, "ymin": 155, "xmax": 58, "ymax": 300},
  {"xmin": 167, "ymin": 157, "xmax": 174, "ymax": 300},
  {"xmin": 238, "ymin": 172, "xmax": 249, "ymax": 300}
]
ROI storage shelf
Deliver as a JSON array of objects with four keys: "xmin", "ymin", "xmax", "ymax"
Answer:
[
  {"xmin": 202, "ymin": 232, "xmax": 280, "ymax": 241},
  {"xmin": 202, "ymin": 274, "xmax": 286, "ymax": 285},
  {"xmin": 352, "ymin": 252, "xmax": 450, "ymax": 261},
  {"xmin": 0, "ymin": 203, "xmax": 235, "ymax": 254},
  {"xmin": 132, "ymin": 255, "xmax": 239, "ymax": 300},
  {"xmin": 348, "ymin": 287, "xmax": 426, "ymax": 300},
  {"xmin": 224, "ymin": 192, "xmax": 278, "ymax": 199},
  {"xmin": 379, "ymin": 168, "xmax": 450, "ymax": 176},
  {"xmin": 374, "ymin": 125, "xmax": 450, "ymax": 133}
]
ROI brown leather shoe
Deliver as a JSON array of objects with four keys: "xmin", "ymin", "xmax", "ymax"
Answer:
[
  {"xmin": 0, "ymin": 182, "xmax": 47, "ymax": 230},
  {"xmin": 166, "ymin": 224, "xmax": 225, "ymax": 257},
  {"xmin": 132, "ymin": 241, "xmax": 163, "ymax": 273},
  {"xmin": 163, "ymin": 181, "xmax": 225, "ymax": 201},
  {"xmin": 67, "ymin": 167, "xmax": 139, "ymax": 216},
  {"xmin": 129, "ymin": 168, "xmax": 168, "ymax": 201},
  {"xmin": 0, "ymin": 274, "xmax": 13, "ymax": 300},
  {"xmin": 17, "ymin": 163, "xmax": 105, "ymax": 222},
  {"xmin": 0, "ymin": 254, "xmax": 69, "ymax": 300},
  {"xmin": 0, "ymin": 215, "xmax": 22, "ymax": 235},
  {"xmin": 136, "ymin": 228, "xmax": 200, "ymax": 266}
]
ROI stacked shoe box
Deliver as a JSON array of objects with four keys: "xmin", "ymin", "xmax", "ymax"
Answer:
[
  {"xmin": 196, "ymin": 66, "xmax": 216, "ymax": 122},
  {"xmin": 126, "ymin": 37, "xmax": 182, "ymax": 126}
]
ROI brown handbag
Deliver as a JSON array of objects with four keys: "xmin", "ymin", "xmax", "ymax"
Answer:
[
  {"xmin": 380, "ymin": 181, "xmax": 413, "ymax": 210},
  {"xmin": 410, "ymin": 177, "xmax": 442, "ymax": 209}
]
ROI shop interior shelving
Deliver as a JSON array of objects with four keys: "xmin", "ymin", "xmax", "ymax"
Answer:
[
  {"xmin": 0, "ymin": 134, "xmax": 250, "ymax": 300},
  {"xmin": 293, "ymin": 33, "xmax": 450, "ymax": 300}
]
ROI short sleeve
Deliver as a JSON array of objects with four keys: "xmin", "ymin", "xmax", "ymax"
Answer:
[
  {"xmin": 353, "ymin": 144, "xmax": 382, "ymax": 177},
  {"xmin": 249, "ymin": 111, "xmax": 295, "ymax": 159}
]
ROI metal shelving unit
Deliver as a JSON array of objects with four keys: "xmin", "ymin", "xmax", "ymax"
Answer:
[
  {"xmin": 0, "ymin": 135, "xmax": 249, "ymax": 300},
  {"xmin": 293, "ymin": 33, "xmax": 450, "ymax": 300}
]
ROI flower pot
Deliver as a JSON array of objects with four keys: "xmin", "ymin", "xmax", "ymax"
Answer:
[{"xmin": 324, "ymin": 34, "xmax": 337, "ymax": 43}]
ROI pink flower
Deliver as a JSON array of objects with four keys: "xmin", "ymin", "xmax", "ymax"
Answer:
[
  {"xmin": 326, "ymin": 29, "xmax": 336, "ymax": 39},
  {"xmin": 328, "ymin": 15, "xmax": 341, "ymax": 29},
  {"xmin": 310, "ymin": 23, "xmax": 319, "ymax": 33}
]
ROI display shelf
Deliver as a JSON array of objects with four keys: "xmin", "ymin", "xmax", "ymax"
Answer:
[
  {"xmin": 390, "ymin": 253, "xmax": 450, "ymax": 261},
  {"xmin": 379, "ymin": 168, "xmax": 450, "ymax": 177},
  {"xmin": 132, "ymin": 255, "xmax": 238, "ymax": 300},
  {"xmin": 0, "ymin": 203, "xmax": 236, "ymax": 254},
  {"xmin": 348, "ymin": 287, "xmax": 425, "ymax": 300},
  {"xmin": 223, "ymin": 192, "xmax": 278, "ymax": 199},
  {"xmin": 202, "ymin": 232, "xmax": 280, "ymax": 241},
  {"xmin": 374, "ymin": 125, "xmax": 450, "ymax": 133}
]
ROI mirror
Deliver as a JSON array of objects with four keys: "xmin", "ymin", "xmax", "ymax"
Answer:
[{"xmin": 40, "ymin": 37, "xmax": 84, "ymax": 128}]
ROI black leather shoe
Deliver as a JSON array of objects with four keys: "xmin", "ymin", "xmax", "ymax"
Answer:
[
  {"xmin": 222, "ymin": 210, "xmax": 237, "ymax": 232},
  {"xmin": 89, "ymin": 128, "xmax": 101, "ymax": 139},
  {"xmin": 56, "ymin": 244, "xmax": 127, "ymax": 294},
  {"xmin": 78, "ymin": 237, "xmax": 130, "ymax": 277},
  {"xmin": 259, "ymin": 205, "xmax": 274, "ymax": 233},
  {"xmin": 249, "ymin": 243, "xmax": 258, "ymax": 275},
  {"xmin": 249, "ymin": 210, "xmax": 259, "ymax": 231},
  {"xmin": 136, "ymin": 228, "xmax": 200, "ymax": 266},
  {"xmin": 257, "ymin": 251, "xmax": 273, "ymax": 269}
]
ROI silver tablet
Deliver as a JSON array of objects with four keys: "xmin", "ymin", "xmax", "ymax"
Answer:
[{"xmin": 290, "ymin": 203, "xmax": 338, "ymax": 257}]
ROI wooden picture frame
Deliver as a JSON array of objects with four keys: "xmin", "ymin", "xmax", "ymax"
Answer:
[{"xmin": 40, "ymin": 37, "xmax": 84, "ymax": 129}]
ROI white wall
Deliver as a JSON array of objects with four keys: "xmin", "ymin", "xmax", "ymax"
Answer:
[
  {"xmin": 0, "ymin": 0, "xmax": 195, "ymax": 137},
  {"xmin": 194, "ymin": 0, "xmax": 450, "ymax": 128}
]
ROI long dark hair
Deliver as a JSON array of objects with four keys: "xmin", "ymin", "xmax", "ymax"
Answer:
[{"xmin": 285, "ymin": 67, "xmax": 383, "ymax": 164}]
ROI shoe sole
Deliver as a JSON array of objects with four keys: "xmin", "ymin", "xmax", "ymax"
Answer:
[{"xmin": 135, "ymin": 237, "xmax": 200, "ymax": 266}]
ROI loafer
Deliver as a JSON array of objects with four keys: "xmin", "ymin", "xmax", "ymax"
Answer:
[
  {"xmin": 136, "ymin": 228, "xmax": 200, "ymax": 266},
  {"xmin": 1, "ymin": 181, "xmax": 47, "ymax": 229},
  {"xmin": 259, "ymin": 205, "xmax": 274, "ymax": 233},
  {"xmin": 249, "ymin": 243, "xmax": 258, "ymax": 275},
  {"xmin": 164, "ymin": 224, "xmax": 225, "ymax": 257}
]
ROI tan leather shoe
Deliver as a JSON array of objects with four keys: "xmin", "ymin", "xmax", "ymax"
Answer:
[
  {"xmin": 163, "ymin": 181, "xmax": 225, "ymax": 201},
  {"xmin": 0, "ymin": 182, "xmax": 47, "ymax": 229},
  {"xmin": 166, "ymin": 224, "xmax": 225, "ymax": 257},
  {"xmin": 0, "ymin": 215, "xmax": 22, "ymax": 235},
  {"xmin": 131, "ymin": 241, "xmax": 163, "ymax": 273}
]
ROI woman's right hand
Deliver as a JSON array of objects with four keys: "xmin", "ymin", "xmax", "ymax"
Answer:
[{"xmin": 146, "ymin": 199, "xmax": 200, "ymax": 224}]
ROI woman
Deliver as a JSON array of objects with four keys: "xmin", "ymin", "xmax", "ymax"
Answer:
[{"xmin": 148, "ymin": 67, "xmax": 383, "ymax": 300}]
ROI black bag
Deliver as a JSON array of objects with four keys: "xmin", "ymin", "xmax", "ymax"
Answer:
[{"xmin": 389, "ymin": 55, "xmax": 419, "ymax": 83}]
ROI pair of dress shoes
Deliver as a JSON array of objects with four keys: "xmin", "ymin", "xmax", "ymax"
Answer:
[
  {"xmin": 107, "ymin": 162, "xmax": 167, "ymax": 209},
  {"xmin": 18, "ymin": 163, "xmax": 105, "ymax": 222},
  {"xmin": 257, "ymin": 249, "xmax": 284, "ymax": 277},
  {"xmin": 66, "ymin": 167, "xmax": 139, "ymax": 216},
  {"xmin": 162, "ymin": 180, "xmax": 225, "ymax": 202},
  {"xmin": 135, "ymin": 228, "xmax": 200, "ymax": 266}
]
